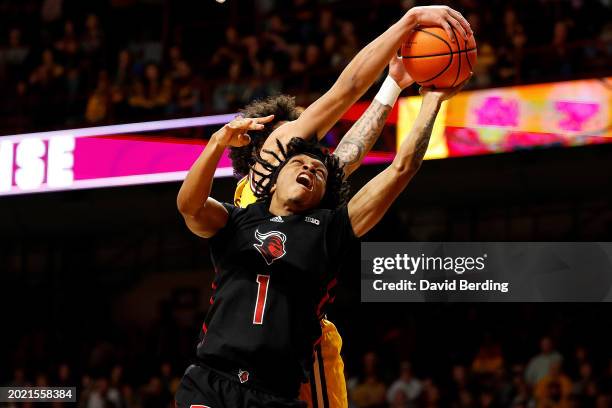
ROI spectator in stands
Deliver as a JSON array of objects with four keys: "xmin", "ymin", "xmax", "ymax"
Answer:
[
  {"xmin": 420, "ymin": 378, "xmax": 442, "ymax": 408},
  {"xmin": 54, "ymin": 20, "xmax": 80, "ymax": 68},
  {"xmin": 472, "ymin": 334, "xmax": 504, "ymax": 375},
  {"xmin": 534, "ymin": 361, "xmax": 572, "ymax": 408},
  {"xmin": 212, "ymin": 61, "xmax": 246, "ymax": 112},
  {"xmin": 479, "ymin": 390, "xmax": 495, "ymax": 408},
  {"xmin": 128, "ymin": 63, "xmax": 172, "ymax": 119},
  {"xmin": 526, "ymin": 336, "xmax": 563, "ymax": 386},
  {"xmin": 493, "ymin": 365, "xmax": 515, "ymax": 406},
  {"xmin": 210, "ymin": 26, "xmax": 244, "ymax": 78},
  {"xmin": 86, "ymin": 70, "xmax": 111, "ymax": 123},
  {"xmin": 110, "ymin": 49, "xmax": 133, "ymax": 119},
  {"xmin": 140, "ymin": 376, "xmax": 171, "ymax": 408},
  {"xmin": 389, "ymin": 388, "xmax": 409, "ymax": 408},
  {"xmin": 387, "ymin": 361, "xmax": 422, "ymax": 407},
  {"xmin": 349, "ymin": 351, "xmax": 387, "ymax": 408},
  {"xmin": 511, "ymin": 375, "xmax": 531, "ymax": 408},
  {"xmin": 599, "ymin": 358, "xmax": 612, "ymax": 397},
  {"xmin": 8, "ymin": 367, "xmax": 28, "ymax": 387},
  {"xmin": 166, "ymin": 45, "xmax": 185, "ymax": 79},
  {"xmin": 160, "ymin": 362, "xmax": 180, "ymax": 397},
  {"xmin": 448, "ymin": 365, "xmax": 475, "ymax": 404},
  {"xmin": 121, "ymin": 384, "xmax": 141, "ymax": 408},
  {"xmin": 109, "ymin": 364, "xmax": 124, "ymax": 397},
  {"xmin": 55, "ymin": 363, "xmax": 72, "ymax": 387},
  {"xmin": 467, "ymin": 12, "xmax": 495, "ymax": 88},
  {"xmin": 495, "ymin": 7, "xmax": 527, "ymax": 83},
  {"xmin": 168, "ymin": 60, "xmax": 201, "ymax": 117},
  {"xmin": 337, "ymin": 21, "xmax": 359, "ymax": 69},
  {"xmin": 65, "ymin": 64, "xmax": 84, "ymax": 125},
  {"xmin": 572, "ymin": 362, "xmax": 598, "ymax": 406},
  {"xmin": 29, "ymin": 48, "xmax": 64, "ymax": 127},
  {"xmin": 564, "ymin": 345, "xmax": 590, "ymax": 379},
  {"xmin": 1, "ymin": 28, "xmax": 30, "ymax": 82},
  {"xmin": 30, "ymin": 48, "xmax": 64, "ymax": 86},
  {"xmin": 315, "ymin": 8, "xmax": 335, "ymax": 43},
  {"xmin": 86, "ymin": 377, "xmax": 119, "ymax": 408},
  {"xmin": 244, "ymin": 57, "xmax": 282, "ymax": 102},
  {"xmin": 81, "ymin": 14, "xmax": 104, "ymax": 58},
  {"xmin": 34, "ymin": 373, "xmax": 48, "ymax": 388}
]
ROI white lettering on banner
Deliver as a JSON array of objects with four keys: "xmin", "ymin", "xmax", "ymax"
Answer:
[
  {"xmin": 0, "ymin": 141, "xmax": 13, "ymax": 192},
  {"xmin": 0, "ymin": 136, "xmax": 76, "ymax": 191},
  {"xmin": 47, "ymin": 136, "xmax": 75, "ymax": 187},
  {"xmin": 15, "ymin": 138, "xmax": 46, "ymax": 190}
]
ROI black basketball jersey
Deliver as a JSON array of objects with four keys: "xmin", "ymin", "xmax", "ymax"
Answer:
[{"xmin": 196, "ymin": 201, "xmax": 356, "ymax": 397}]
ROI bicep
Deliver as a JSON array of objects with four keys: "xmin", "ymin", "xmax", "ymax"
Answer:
[
  {"xmin": 181, "ymin": 197, "xmax": 229, "ymax": 238},
  {"xmin": 294, "ymin": 83, "xmax": 354, "ymax": 140},
  {"xmin": 348, "ymin": 167, "xmax": 411, "ymax": 237}
]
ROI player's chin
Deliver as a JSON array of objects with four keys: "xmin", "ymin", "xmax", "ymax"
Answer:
[{"xmin": 289, "ymin": 187, "xmax": 320, "ymax": 210}]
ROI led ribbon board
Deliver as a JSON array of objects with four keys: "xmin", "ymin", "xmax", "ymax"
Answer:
[
  {"xmin": 397, "ymin": 77, "xmax": 612, "ymax": 159},
  {"xmin": 0, "ymin": 115, "xmax": 237, "ymax": 196}
]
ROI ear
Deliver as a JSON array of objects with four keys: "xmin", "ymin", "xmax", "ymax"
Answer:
[{"xmin": 270, "ymin": 184, "xmax": 276, "ymax": 194}]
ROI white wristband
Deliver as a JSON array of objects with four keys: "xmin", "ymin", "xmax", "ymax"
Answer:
[{"xmin": 374, "ymin": 76, "xmax": 402, "ymax": 107}]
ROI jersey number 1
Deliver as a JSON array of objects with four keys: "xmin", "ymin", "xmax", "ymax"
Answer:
[{"xmin": 253, "ymin": 274, "xmax": 270, "ymax": 325}]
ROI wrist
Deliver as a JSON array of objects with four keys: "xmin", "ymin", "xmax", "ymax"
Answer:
[
  {"xmin": 423, "ymin": 92, "xmax": 443, "ymax": 108},
  {"xmin": 210, "ymin": 131, "xmax": 229, "ymax": 151},
  {"xmin": 402, "ymin": 9, "xmax": 419, "ymax": 31},
  {"xmin": 374, "ymin": 76, "xmax": 402, "ymax": 107}
]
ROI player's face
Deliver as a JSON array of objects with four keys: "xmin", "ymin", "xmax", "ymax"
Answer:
[{"xmin": 272, "ymin": 154, "xmax": 328, "ymax": 211}]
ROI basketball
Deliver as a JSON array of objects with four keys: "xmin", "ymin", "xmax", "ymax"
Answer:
[{"xmin": 401, "ymin": 26, "xmax": 477, "ymax": 88}]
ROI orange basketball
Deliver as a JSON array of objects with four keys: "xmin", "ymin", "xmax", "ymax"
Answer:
[{"xmin": 401, "ymin": 26, "xmax": 477, "ymax": 89}]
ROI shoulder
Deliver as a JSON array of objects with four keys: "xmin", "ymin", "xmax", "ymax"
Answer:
[
  {"xmin": 260, "ymin": 120, "xmax": 300, "ymax": 150},
  {"xmin": 314, "ymin": 206, "xmax": 356, "ymax": 239},
  {"xmin": 314, "ymin": 206, "xmax": 350, "ymax": 223},
  {"xmin": 225, "ymin": 201, "xmax": 267, "ymax": 218}
]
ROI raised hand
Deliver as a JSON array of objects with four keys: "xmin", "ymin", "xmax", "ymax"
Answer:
[
  {"xmin": 213, "ymin": 115, "xmax": 275, "ymax": 148},
  {"xmin": 420, "ymin": 75, "xmax": 472, "ymax": 102},
  {"xmin": 389, "ymin": 55, "xmax": 414, "ymax": 90},
  {"xmin": 405, "ymin": 6, "xmax": 473, "ymax": 42}
]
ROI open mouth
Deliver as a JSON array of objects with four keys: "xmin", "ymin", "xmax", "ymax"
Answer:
[{"xmin": 296, "ymin": 172, "xmax": 313, "ymax": 191}]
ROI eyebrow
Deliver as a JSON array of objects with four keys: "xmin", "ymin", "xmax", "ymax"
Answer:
[{"xmin": 291, "ymin": 156, "xmax": 327, "ymax": 172}]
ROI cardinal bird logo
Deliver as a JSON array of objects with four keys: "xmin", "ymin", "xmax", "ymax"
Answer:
[
  {"xmin": 238, "ymin": 369, "xmax": 250, "ymax": 383},
  {"xmin": 253, "ymin": 229, "xmax": 287, "ymax": 265}
]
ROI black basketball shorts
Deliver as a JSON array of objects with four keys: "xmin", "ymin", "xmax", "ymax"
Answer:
[{"xmin": 175, "ymin": 364, "xmax": 307, "ymax": 408}]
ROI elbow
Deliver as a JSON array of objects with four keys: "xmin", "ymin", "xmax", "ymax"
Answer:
[
  {"xmin": 176, "ymin": 195, "xmax": 198, "ymax": 217},
  {"xmin": 344, "ymin": 75, "xmax": 361, "ymax": 96},
  {"xmin": 391, "ymin": 160, "xmax": 419, "ymax": 180}
]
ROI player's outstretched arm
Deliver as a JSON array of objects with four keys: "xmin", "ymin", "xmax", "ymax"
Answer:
[
  {"xmin": 334, "ymin": 56, "xmax": 414, "ymax": 179},
  {"xmin": 280, "ymin": 6, "xmax": 471, "ymax": 142},
  {"xmin": 347, "ymin": 81, "xmax": 468, "ymax": 237},
  {"xmin": 177, "ymin": 115, "xmax": 274, "ymax": 238},
  {"xmin": 255, "ymin": 6, "xmax": 471, "ymax": 181}
]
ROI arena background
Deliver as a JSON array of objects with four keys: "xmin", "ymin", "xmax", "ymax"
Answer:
[{"xmin": 1, "ymin": 0, "xmax": 612, "ymax": 407}]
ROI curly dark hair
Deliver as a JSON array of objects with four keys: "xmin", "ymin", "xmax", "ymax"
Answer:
[
  {"xmin": 228, "ymin": 95, "xmax": 301, "ymax": 177},
  {"xmin": 251, "ymin": 137, "xmax": 350, "ymax": 210}
]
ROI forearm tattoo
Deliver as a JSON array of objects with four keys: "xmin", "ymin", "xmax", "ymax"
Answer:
[
  {"xmin": 335, "ymin": 100, "xmax": 391, "ymax": 173},
  {"xmin": 409, "ymin": 112, "xmax": 437, "ymax": 171}
]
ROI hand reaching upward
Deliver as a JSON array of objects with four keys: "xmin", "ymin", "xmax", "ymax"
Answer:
[{"xmin": 213, "ymin": 115, "xmax": 276, "ymax": 148}]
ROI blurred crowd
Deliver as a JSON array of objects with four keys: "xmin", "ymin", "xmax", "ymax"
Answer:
[
  {"xmin": 346, "ymin": 337, "xmax": 612, "ymax": 408},
  {"xmin": 5, "ymin": 334, "xmax": 612, "ymax": 408},
  {"xmin": 0, "ymin": 0, "xmax": 610, "ymax": 134}
]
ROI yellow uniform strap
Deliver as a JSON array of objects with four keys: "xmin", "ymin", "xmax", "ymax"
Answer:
[{"xmin": 234, "ymin": 175, "xmax": 258, "ymax": 208}]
